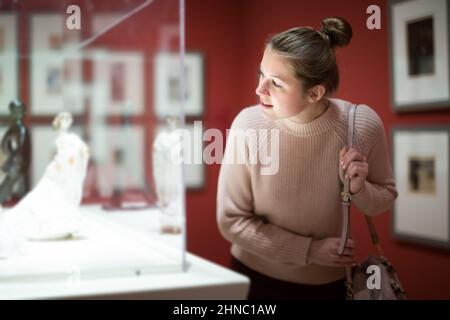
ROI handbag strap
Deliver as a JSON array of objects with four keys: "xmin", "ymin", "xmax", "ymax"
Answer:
[
  {"xmin": 338, "ymin": 104, "xmax": 386, "ymax": 298},
  {"xmin": 338, "ymin": 104, "xmax": 385, "ymax": 255},
  {"xmin": 337, "ymin": 105, "xmax": 356, "ymax": 255}
]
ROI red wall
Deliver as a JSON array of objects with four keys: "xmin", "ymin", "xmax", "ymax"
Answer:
[
  {"xmin": 186, "ymin": 0, "xmax": 450, "ymax": 299},
  {"xmin": 184, "ymin": 0, "xmax": 243, "ymax": 269}
]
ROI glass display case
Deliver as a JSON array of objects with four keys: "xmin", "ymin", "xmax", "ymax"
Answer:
[{"xmin": 0, "ymin": 0, "xmax": 187, "ymax": 285}]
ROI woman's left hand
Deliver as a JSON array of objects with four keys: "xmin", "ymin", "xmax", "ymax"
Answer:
[{"xmin": 339, "ymin": 146, "xmax": 369, "ymax": 195}]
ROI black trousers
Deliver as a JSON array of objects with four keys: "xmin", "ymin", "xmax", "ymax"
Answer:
[{"xmin": 231, "ymin": 257, "xmax": 346, "ymax": 300}]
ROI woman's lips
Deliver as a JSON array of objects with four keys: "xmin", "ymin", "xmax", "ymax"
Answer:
[{"xmin": 260, "ymin": 101, "xmax": 273, "ymax": 109}]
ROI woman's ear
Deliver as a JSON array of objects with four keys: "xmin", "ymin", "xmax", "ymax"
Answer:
[{"xmin": 307, "ymin": 85, "xmax": 326, "ymax": 103}]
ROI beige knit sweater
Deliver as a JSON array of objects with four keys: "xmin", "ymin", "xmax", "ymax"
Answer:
[{"xmin": 217, "ymin": 98, "xmax": 398, "ymax": 285}]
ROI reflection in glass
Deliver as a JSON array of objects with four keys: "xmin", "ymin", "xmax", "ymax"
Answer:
[{"xmin": 0, "ymin": 0, "xmax": 187, "ymax": 286}]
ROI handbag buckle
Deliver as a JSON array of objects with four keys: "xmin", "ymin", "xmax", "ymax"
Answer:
[
  {"xmin": 345, "ymin": 282, "xmax": 353, "ymax": 300},
  {"xmin": 341, "ymin": 191, "xmax": 352, "ymax": 203}
]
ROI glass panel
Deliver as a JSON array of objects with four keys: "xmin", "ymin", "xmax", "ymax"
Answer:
[{"xmin": 0, "ymin": 0, "xmax": 186, "ymax": 285}]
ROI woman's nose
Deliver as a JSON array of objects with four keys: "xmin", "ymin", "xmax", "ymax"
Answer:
[{"xmin": 255, "ymin": 79, "xmax": 269, "ymax": 97}]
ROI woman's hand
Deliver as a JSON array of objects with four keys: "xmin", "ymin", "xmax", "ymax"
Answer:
[
  {"xmin": 339, "ymin": 146, "xmax": 369, "ymax": 195},
  {"xmin": 308, "ymin": 237, "xmax": 357, "ymax": 267}
]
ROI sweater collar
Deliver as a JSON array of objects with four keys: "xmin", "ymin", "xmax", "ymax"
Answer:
[{"xmin": 272, "ymin": 98, "xmax": 343, "ymax": 137}]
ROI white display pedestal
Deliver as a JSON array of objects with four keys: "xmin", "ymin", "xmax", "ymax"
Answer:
[
  {"xmin": 0, "ymin": 253, "xmax": 250, "ymax": 300},
  {"xmin": 0, "ymin": 206, "xmax": 249, "ymax": 300}
]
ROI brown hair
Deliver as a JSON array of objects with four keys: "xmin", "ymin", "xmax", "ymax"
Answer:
[{"xmin": 266, "ymin": 17, "xmax": 353, "ymax": 96}]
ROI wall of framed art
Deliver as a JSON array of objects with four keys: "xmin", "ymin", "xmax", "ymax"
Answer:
[
  {"xmin": 0, "ymin": 1, "xmax": 210, "ymax": 206},
  {"xmin": 389, "ymin": 0, "xmax": 450, "ymax": 111},
  {"xmin": 0, "ymin": 1, "xmax": 189, "ymax": 205},
  {"xmin": 389, "ymin": 0, "xmax": 450, "ymax": 252},
  {"xmin": 23, "ymin": 9, "xmax": 163, "ymax": 202},
  {"xmin": 30, "ymin": 14, "xmax": 84, "ymax": 115},
  {"xmin": 153, "ymin": 51, "xmax": 206, "ymax": 190},
  {"xmin": 392, "ymin": 125, "xmax": 450, "ymax": 250}
]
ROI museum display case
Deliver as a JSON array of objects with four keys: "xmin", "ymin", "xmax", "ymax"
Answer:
[{"xmin": 0, "ymin": 0, "xmax": 188, "ymax": 287}]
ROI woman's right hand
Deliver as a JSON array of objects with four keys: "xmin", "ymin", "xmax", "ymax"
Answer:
[{"xmin": 307, "ymin": 237, "xmax": 357, "ymax": 267}]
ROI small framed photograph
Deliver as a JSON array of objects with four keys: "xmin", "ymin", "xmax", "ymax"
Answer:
[
  {"xmin": 30, "ymin": 14, "xmax": 84, "ymax": 115},
  {"xmin": 389, "ymin": 0, "xmax": 450, "ymax": 111},
  {"xmin": 91, "ymin": 50, "xmax": 145, "ymax": 115},
  {"xmin": 392, "ymin": 125, "xmax": 450, "ymax": 250},
  {"xmin": 89, "ymin": 124, "xmax": 146, "ymax": 197},
  {"xmin": 0, "ymin": 13, "xmax": 18, "ymax": 115},
  {"xmin": 46, "ymin": 66, "xmax": 63, "ymax": 95},
  {"xmin": 154, "ymin": 52, "xmax": 204, "ymax": 118}
]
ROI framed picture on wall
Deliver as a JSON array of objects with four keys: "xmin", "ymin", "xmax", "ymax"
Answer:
[
  {"xmin": 91, "ymin": 50, "xmax": 145, "ymax": 115},
  {"xmin": 154, "ymin": 52, "xmax": 204, "ymax": 118},
  {"xmin": 0, "ymin": 14, "xmax": 18, "ymax": 115},
  {"xmin": 392, "ymin": 125, "xmax": 450, "ymax": 250},
  {"xmin": 30, "ymin": 14, "xmax": 84, "ymax": 115},
  {"xmin": 90, "ymin": 124, "xmax": 146, "ymax": 197},
  {"xmin": 389, "ymin": 0, "xmax": 450, "ymax": 112}
]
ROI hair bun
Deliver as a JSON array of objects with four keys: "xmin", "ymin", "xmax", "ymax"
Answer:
[{"xmin": 321, "ymin": 17, "xmax": 352, "ymax": 49}]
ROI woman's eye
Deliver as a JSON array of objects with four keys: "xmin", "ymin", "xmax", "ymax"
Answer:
[
  {"xmin": 272, "ymin": 80, "xmax": 281, "ymax": 88},
  {"xmin": 259, "ymin": 69, "xmax": 281, "ymax": 88}
]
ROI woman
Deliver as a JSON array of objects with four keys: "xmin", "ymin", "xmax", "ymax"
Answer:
[{"xmin": 217, "ymin": 17, "xmax": 398, "ymax": 300}]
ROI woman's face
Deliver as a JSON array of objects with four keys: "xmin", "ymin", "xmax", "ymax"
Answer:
[{"xmin": 255, "ymin": 47, "xmax": 310, "ymax": 120}]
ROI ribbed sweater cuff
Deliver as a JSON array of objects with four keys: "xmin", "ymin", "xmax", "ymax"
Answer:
[
  {"xmin": 351, "ymin": 180, "xmax": 373, "ymax": 213},
  {"xmin": 293, "ymin": 236, "xmax": 313, "ymax": 266}
]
